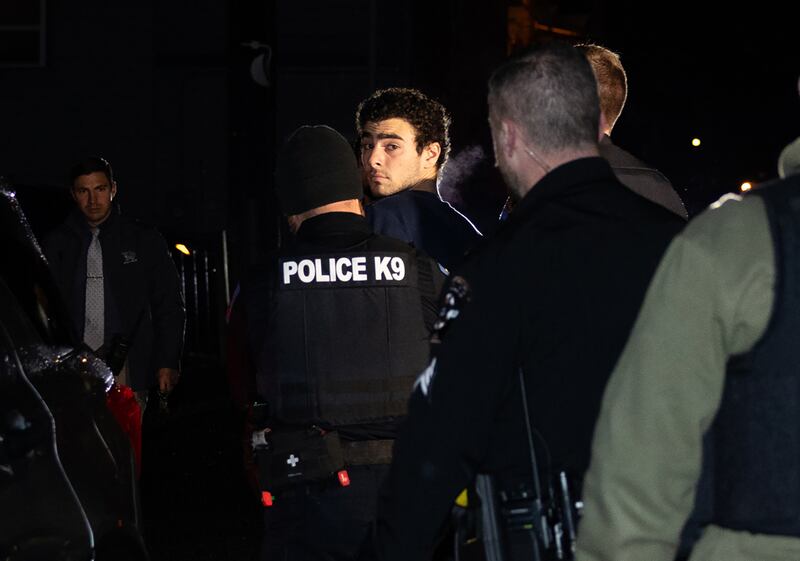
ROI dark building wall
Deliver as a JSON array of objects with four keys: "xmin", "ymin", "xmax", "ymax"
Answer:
[
  {"xmin": 0, "ymin": 0, "xmax": 229, "ymax": 236},
  {"xmin": 154, "ymin": 0, "xmax": 229, "ymax": 237},
  {"xmin": 270, "ymin": 0, "xmax": 508, "ymax": 235},
  {"xmin": 1, "ymin": 0, "xmax": 511, "ymax": 262}
]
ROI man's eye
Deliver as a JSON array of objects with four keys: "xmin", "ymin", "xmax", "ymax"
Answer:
[
  {"xmin": 386, "ymin": 144, "xmax": 400, "ymax": 151},
  {"xmin": 361, "ymin": 143, "xmax": 373, "ymax": 151}
]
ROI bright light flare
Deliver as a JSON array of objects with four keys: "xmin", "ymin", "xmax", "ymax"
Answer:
[
  {"xmin": 691, "ymin": 138, "xmax": 701, "ymax": 147},
  {"xmin": 740, "ymin": 182, "xmax": 753, "ymax": 192},
  {"xmin": 175, "ymin": 243, "xmax": 191, "ymax": 255}
]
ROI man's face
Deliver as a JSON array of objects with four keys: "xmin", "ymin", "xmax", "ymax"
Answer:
[
  {"xmin": 72, "ymin": 171, "xmax": 116, "ymax": 226},
  {"xmin": 360, "ymin": 118, "xmax": 435, "ymax": 198}
]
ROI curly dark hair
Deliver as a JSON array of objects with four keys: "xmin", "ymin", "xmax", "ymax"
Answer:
[{"xmin": 355, "ymin": 87, "xmax": 451, "ymax": 170}]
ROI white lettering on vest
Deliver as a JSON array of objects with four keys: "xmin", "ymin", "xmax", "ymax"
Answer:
[
  {"xmin": 283, "ymin": 255, "xmax": 408, "ymax": 284},
  {"xmin": 283, "ymin": 261, "xmax": 298, "ymax": 284},
  {"xmin": 336, "ymin": 257, "xmax": 352, "ymax": 281},
  {"xmin": 297, "ymin": 259, "xmax": 314, "ymax": 283},
  {"xmin": 352, "ymin": 257, "xmax": 368, "ymax": 281},
  {"xmin": 390, "ymin": 256, "xmax": 406, "ymax": 280},
  {"xmin": 314, "ymin": 258, "xmax": 331, "ymax": 282},
  {"xmin": 375, "ymin": 256, "xmax": 392, "ymax": 280}
]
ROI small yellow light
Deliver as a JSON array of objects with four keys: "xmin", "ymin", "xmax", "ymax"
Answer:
[
  {"xmin": 740, "ymin": 182, "xmax": 753, "ymax": 192},
  {"xmin": 175, "ymin": 244, "xmax": 191, "ymax": 255},
  {"xmin": 691, "ymin": 138, "xmax": 701, "ymax": 147}
]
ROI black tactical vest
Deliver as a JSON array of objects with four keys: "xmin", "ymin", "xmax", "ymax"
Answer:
[
  {"xmin": 261, "ymin": 231, "xmax": 433, "ymax": 429},
  {"xmin": 713, "ymin": 178, "xmax": 800, "ymax": 535}
]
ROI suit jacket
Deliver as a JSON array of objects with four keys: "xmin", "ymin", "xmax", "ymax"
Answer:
[
  {"xmin": 600, "ymin": 134, "xmax": 688, "ymax": 220},
  {"xmin": 43, "ymin": 208, "xmax": 185, "ymax": 390}
]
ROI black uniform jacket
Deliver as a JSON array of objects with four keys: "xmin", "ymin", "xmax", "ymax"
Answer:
[
  {"xmin": 43, "ymin": 208, "xmax": 185, "ymax": 390},
  {"xmin": 374, "ymin": 157, "xmax": 684, "ymax": 559},
  {"xmin": 245, "ymin": 212, "xmax": 444, "ymax": 439}
]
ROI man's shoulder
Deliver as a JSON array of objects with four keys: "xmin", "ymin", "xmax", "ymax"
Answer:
[
  {"xmin": 118, "ymin": 214, "xmax": 158, "ymax": 234},
  {"xmin": 600, "ymin": 138, "xmax": 687, "ymax": 219},
  {"xmin": 368, "ymin": 190, "xmax": 443, "ymax": 220},
  {"xmin": 369, "ymin": 233, "xmax": 414, "ymax": 250},
  {"xmin": 579, "ymin": 168, "xmax": 686, "ymax": 234},
  {"xmin": 599, "ymin": 137, "xmax": 650, "ymax": 169},
  {"xmin": 366, "ymin": 232, "xmax": 440, "ymax": 265},
  {"xmin": 684, "ymin": 193, "xmax": 765, "ymax": 248},
  {"xmin": 42, "ymin": 215, "xmax": 82, "ymax": 257},
  {"xmin": 449, "ymin": 222, "xmax": 517, "ymax": 282},
  {"xmin": 366, "ymin": 194, "xmax": 411, "ymax": 232},
  {"xmin": 369, "ymin": 189, "xmax": 418, "ymax": 209},
  {"xmin": 116, "ymin": 215, "xmax": 169, "ymax": 245}
]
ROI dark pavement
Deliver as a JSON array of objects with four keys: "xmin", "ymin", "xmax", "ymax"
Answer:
[{"xmin": 140, "ymin": 355, "xmax": 262, "ymax": 561}]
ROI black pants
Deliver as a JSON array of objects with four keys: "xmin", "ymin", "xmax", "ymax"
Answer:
[{"xmin": 260, "ymin": 464, "xmax": 389, "ymax": 561}]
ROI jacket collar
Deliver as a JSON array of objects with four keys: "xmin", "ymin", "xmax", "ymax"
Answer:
[
  {"xmin": 65, "ymin": 204, "xmax": 120, "ymax": 237},
  {"xmin": 295, "ymin": 212, "xmax": 372, "ymax": 242},
  {"xmin": 509, "ymin": 157, "xmax": 616, "ymax": 221}
]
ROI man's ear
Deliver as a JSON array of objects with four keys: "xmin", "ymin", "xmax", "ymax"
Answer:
[
  {"xmin": 110, "ymin": 181, "xmax": 118, "ymax": 200},
  {"xmin": 599, "ymin": 112, "xmax": 610, "ymax": 140},
  {"xmin": 421, "ymin": 142, "xmax": 441, "ymax": 170},
  {"xmin": 498, "ymin": 119, "xmax": 519, "ymax": 159}
]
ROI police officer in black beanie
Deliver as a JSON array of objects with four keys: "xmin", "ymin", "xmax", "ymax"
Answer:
[{"xmin": 245, "ymin": 125, "xmax": 443, "ymax": 560}]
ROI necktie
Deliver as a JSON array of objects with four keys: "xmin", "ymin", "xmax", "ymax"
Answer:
[{"xmin": 84, "ymin": 227, "xmax": 104, "ymax": 350}]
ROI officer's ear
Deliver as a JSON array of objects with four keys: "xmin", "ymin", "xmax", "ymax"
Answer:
[
  {"xmin": 497, "ymin": 119, "xmax": 519, "ymax": 160},
  {"xmin": 110, "ymin": 181, "xmax": 118, "ymax": 200},
  {"xmin": 599, "ymin": 112, "xmax": 610, "ymax": 140},
  {"xmin": 420, "ymin": 142, "xmax": 441, "ymax": 171}
]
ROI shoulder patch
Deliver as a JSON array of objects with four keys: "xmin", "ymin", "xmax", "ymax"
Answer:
[
  {"xmin": 430, "ymin": 275, "xmax": 471, "ymax": 345},
  {"xmin": 413, "ymin": 357, "xmax": 437, "ymax": 398}
]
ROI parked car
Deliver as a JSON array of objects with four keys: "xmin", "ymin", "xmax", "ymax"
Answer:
[{"xmin": 0, "ymin": 187, "xmax": 147, "ymax": 560}]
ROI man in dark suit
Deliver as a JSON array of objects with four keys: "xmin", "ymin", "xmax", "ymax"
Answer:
[{"xmin": 43, "ymin": 156, "xmax": 185, "ymax": 405}]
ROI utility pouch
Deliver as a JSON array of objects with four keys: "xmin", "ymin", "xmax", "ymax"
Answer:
[{"xmin": 253, "ymin": 426, "xmax": 345, "ymax": 492}]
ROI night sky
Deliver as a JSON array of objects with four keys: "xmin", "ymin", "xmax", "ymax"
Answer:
[{"xmin": 594, "ymin": 1, "xmax": 799, "ymax": 213}]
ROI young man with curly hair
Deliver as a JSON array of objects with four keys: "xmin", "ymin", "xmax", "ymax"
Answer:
[{"xmin": 356, "ymin": 87, "xmax": 480, "ymax": 272}]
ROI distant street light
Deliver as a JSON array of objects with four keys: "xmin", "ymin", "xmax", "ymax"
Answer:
[
  {"xmin": 740, "ymin": 182, "xmax": 753, "ymax": 192},
  {"xmin": 175, "ymin": 243, "xmax": 191, "ymax": 255},
  {"xmin": 691, "ymin": 138, "xmax": 701, "ymax": 147}
]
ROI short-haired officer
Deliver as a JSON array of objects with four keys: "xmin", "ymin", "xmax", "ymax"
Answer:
[
  {"xmin": 370, "ymin": 42, "xmax": 683, "ymax": 561},
  {"xmin": 244, "ymin": 125, "xmax": 443, "ymax": 560}
]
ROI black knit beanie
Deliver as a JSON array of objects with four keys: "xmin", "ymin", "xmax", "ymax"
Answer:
[{"xmin": 275, "ymin": 125, "xmax": 363, "ymax": 215}]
